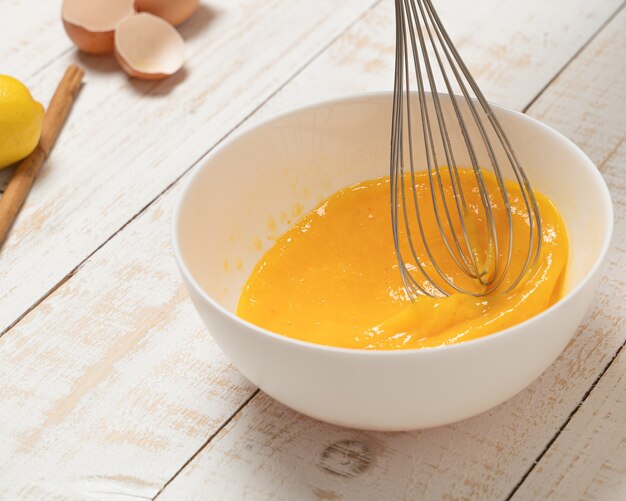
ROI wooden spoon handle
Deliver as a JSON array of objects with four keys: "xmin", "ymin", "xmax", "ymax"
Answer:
[{"xmin": 0, "ymin": 64, "xmax": 84, "ymax": 247}]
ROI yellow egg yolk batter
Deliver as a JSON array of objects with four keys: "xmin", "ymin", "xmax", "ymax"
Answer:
[{"xmin": 237, "ymin": 169, "xmax": 568, "ymax": 350}]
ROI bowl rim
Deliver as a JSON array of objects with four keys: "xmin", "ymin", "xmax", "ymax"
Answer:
[{"xmin": 172, "ymin": 91, "xmax": 614, "ymax": 357}]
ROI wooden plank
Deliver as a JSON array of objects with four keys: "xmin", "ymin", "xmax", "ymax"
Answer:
[
  {"xmin": 0, "ymin": 1, "xmax": 73, "ymax": 194},
  {"xmin": 0, "ymin": 0, "xmax": 622, "ymax": 499},
  {"xmin": 157, "ymin": 6, "xmax": 626, "ymax": 501},
  {"xmin": 0, "ymin": 1, "xmax": 381, "ymax": 498},
  {"xmin": 248, "ymin": 0, "xmax": 624, "ymax": 119},
  {"xmin": 0, "ymin": 0, "xmax": 72, "ymax": 79},
  {"xmin": 0, "ymin": 0, "xmax": 621, "ymax": 344},
  {"xmin": 512, "ymin": 348, "xmax": 625, "ymax": 501},
  {"xmin": 509, "ymin": 9, "xmax": 626, "ymax": 498},
  {"xmin": 0, "ymin": 0, "xmax": 379, "ymax": 336},
  {"xmin": 0, "ymin": 190, "xmax": 256, "ymax": 500}
]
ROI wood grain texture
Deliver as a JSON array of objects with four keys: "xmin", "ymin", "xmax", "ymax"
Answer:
[
  {"xmin": 0, "ymin": 0, "xmax": 624, "ymax": 499},
  {"xmin": 0, "ymin": 0, "xmax": 621, "ymax": 344},
  {"xmin": 508, "ymin": 10, "xmax": 626, "ymax": 498},
  {"xmin": 0, "ymin": 0, "xmax": 381, "ymax": 336},
  {"xmin": 512, "ymin": 348, "xmax": 625, "ymax": 501},
  {"xmin": 0, "ymin": 0, "xmax": 73, "ymax": 79},
  {"xmin": 0, "ymin": 1, "xmax": 381, "ymax": 498},
  {"xmin": 0, "ymin": 0, "xmax": 75, "ymax": 196},
  {"xmin": 0, "ymin": 64, "xmax": 84, "ymax": 246},
  {"xmin": 248, "ymin": 0, "xmax": 624, "ymax": 119},
  {"xmin": 0, "ymin": 190, "xmax": 256, "ymax": 499},
  {"xmin": 158, "ymin": 5, "xmax": 626, "ymax": 501}
]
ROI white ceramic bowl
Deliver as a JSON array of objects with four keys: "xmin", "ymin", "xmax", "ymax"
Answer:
[{"xmin": 173, "ymin": 93, "xmax": 613, "ymax": 431}]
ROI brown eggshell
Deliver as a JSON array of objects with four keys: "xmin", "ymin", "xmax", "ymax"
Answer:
[
  {"xmin": 135, "ymin": 0, "xmax": 199, "ymax": 26},
  {"xmin": 114, "ymin": 13, "xmax": 185, "ymax": 80},
  {"xmin": 62, "ymin": 21, "xmax": 114, "ymax": 54},
  {"xmin": 62, "ymin": 0, "xmax": 135, "ymax": 54}
]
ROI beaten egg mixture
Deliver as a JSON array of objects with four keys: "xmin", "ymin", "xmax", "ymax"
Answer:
[{"xmin": 237, "ymin": 169, "xmax": 568, "ymax": 350}]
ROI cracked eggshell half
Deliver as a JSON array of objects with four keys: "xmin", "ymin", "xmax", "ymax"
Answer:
[
  {"xmin": 62, "ymin": 0, "xmax": 135, "ymax": 54},
  {"xmin": 114, "ymin": 13, "xmax": 185, "ymax": 80},
  {"xmin": 135, "ymin": 0, "xmax": 199, "ymax": 26}
]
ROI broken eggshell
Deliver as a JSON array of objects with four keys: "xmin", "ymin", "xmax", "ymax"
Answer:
[
  {"xmin": 135, "ymin": 0, "xmax": 199, "ymax": 26},
  {"xmin": 114, "ymin": 13, "xmax": 185, "ymax": 80},
  {"xmin": 62, "ymin": 0, "xmax": 135, "ymax": 54}
]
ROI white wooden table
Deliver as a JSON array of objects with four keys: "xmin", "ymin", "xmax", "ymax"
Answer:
[{"xmin": 1, "ymin": 1, "xmax": 624, "ymax": 499}]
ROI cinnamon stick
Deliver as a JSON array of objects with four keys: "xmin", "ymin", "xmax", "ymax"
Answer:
[{"xmin": 0, "ymin": 64, "xmax": 84, "ymax": 247}]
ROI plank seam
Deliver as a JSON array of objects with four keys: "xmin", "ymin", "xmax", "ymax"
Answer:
[
  {"xmin": 2, "ymin": 2, "xmax": 621, "ymax": 342},
  {"xmin": 504, "ymin": 5, "xmax": 626, "ymax": 496},
  {"xmin": 26, "ymin": 46, "xmax": 74, "ymax": 83},
  {"xmin": 152, "ymin": 389, "xmax": 261, "ymax": 500},
  {"xmin": 0, "ymin": 2, "xmax": 622, "ymax": 498},
  {"xmin": 0, "ymin": 0, "xmax": 383, "ymax": 342},
  {"xmin": 505, "ymin": 338, "xmax": 626, "ymax": 500},
  {"xmin": 522, "ymin": 1, "xmax": 625, "ymax": 114},
  {"xmin": 0, "ymin": 269, "xmax": 75, "ymax": 340}
]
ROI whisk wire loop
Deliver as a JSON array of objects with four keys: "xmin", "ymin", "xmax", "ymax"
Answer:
[{"xmin": 391, "ymin": 0, "xmax": 543, "ymax": 299}]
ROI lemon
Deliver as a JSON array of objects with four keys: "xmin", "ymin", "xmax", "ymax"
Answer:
[{"xmin": 0, "ymin": 75, "xmax": 44, "ymax": 169}]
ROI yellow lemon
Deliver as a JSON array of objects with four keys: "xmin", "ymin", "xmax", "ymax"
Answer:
[{"xmin": 0, "ymin": 75, "xmax": 45, "ymax": 169}]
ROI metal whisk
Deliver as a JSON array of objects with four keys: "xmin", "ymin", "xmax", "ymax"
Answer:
[{"xmin": 390, "ymin": 0, "xmax": 542, "ymax": 298}]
